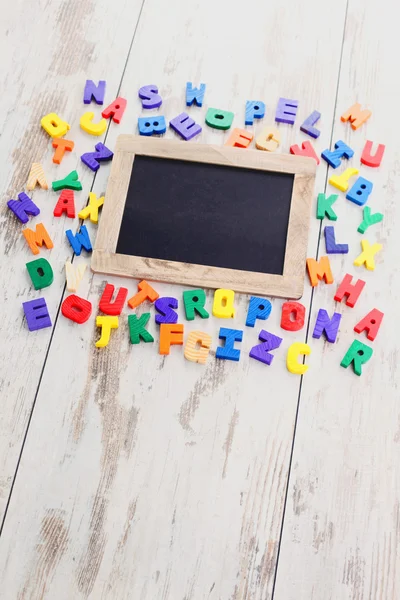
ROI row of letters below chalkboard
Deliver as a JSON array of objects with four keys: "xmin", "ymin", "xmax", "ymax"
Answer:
[{"xmin": 22, "ymin": 278, "xmax": 383, "ymax": 377}]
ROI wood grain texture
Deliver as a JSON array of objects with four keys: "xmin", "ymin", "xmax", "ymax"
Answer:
[
  {"xmin": 0, "ymin": 0, "xmax": 144, "ymax": 520},
  {"xmin": 93, "ymin": 136, "xmax": 316, "ymax": 298},
  {"xmin": 274, "ymin": 0, "xmax": 400, "ymax": 598},
  {"xmin": 0, "ymin": 0, "xmax": 348, "ymax": 598}
]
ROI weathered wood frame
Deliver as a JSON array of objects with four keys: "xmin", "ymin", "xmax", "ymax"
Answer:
[{"xmin": 92, "ymin": 135, "xmax": 316, "ymax": 299}]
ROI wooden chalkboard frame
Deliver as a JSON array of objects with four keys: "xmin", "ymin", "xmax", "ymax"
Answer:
[{"xmin": 92, "ymin": 135, "xmax": 316, "ymax": 299}]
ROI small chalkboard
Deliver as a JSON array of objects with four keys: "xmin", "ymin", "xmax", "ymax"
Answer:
[{"xmin": 93, "ymin": 136, "xmax": 316, "ymax": 298}]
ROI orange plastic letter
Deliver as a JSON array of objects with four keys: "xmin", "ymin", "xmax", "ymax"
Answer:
[
  {"xmin": 52, "ymin": 138, "xmax": 75, "ymax": 164},
  {"xmin": 225, "ymin": 128, "xmax": 253, "ymax": 148},
  {"xmin": 341, "ymin": 103, "xmax": 372, "ymax": 130},
  {"xmin": 159, "ymin": 323, "xmax": 184, "ymax": 355},
  {"xmin": 306, "ymin": 256, "xmax": 334, "ymax": 287},
  {"xmin": 22, "ymin": 223, "xmax": 54, "ymax": 255},
  {"xmin": 128, "ymin": 280, "xmax": 159, "ymax": 309}
]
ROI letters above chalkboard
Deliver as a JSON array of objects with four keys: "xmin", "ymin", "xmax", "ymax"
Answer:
[{"xmin": 92, "ymin": 135, "xmax": 316, "ymax": 299}]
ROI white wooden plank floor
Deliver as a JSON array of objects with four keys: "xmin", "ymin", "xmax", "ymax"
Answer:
[{"xmin": 0, "ymin": 0, "xmax": 397, "ymax": 598}]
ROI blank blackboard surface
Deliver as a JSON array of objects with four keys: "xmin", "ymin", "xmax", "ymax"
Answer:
[
  {"xmin": 116, "ymin": 155, "xmax": 294, "ymax": 275},
  {"xmin": 93, "ymin": 136, "xmax": 316, "ymax": 298}
]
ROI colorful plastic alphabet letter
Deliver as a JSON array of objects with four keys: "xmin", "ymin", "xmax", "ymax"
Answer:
[
  {"xmin": 212, "ymin": 289, "xmax": 235, "ymax": 318},
  {"xmin": 216, "ymin": 327, "xmax": 243, "ymax": 362},
  {"xmin": 334, "ymin": 273, "xmax": 365, "ymax": 307},
  {"xmin": 170, "ymin": 112, "xmax": 202, "ymax": 140},
  {"xmin": 289, "ymin": 141, "xmax": 319, "ymax": 164},
  {"xmin": 346, "ymin": 177, "xmax": 373, "ymax": 206},
  {"xmin": 341, "ymin": 103, "xmax": 372, "ymax": 130},
  {"xmin": 280, "ymin": 301, "xmax": 305, "ymax": 331},
  {"xmin": 182, "ymin": 289, "xmax": 209, "ymax": 321},
  {"xmin": 101, "ymin": 97, "xmax": 127, "ymax": 123},
  {"xmin": 300, "ymin": 110, "xmax": 321, "ymax": 138},
  {"xmin": 275, "ymin": 98, "xmax": 298, "ymax": 124},
  {"xmin": 95, "ymin": 316, "xmax": 119, "ymax": 347},
  {"xmin": 249, "ymin": 330, "xmax": 282, "ymax": 365},
  {"xmin": 99, "ymin": 283, "xmax": 128, "ymax": 316},
  {"xmin": 138, "ymin": 116, "xmax": 166, "ymax": 136},
  {"xmin": 306, "ymin": 256, "xmax": 334, "ymax": 287},
  {"xmin": 7, "ymin": 192, "xmax": 40, "ymax": 224},
  {"xmin": 357, "ymin": 206, "xmax": 383, "ymax": 234},
  {"xmin": 138, "ymin": 85, "xmax": 162, "ymax": 109},
  {"xmin": 159, "ymin": 323, "xmax": 184, "ymax": 355},
  {"xmin": 83, "ymin": 80, "xmax": 106, "ymax": 105},
  {"xmin": 52, "ymin": 170, "xmax": 82, "ymax": 191},
  {"xmin": 329, "ymin": 167, "xmax": 359, "ymax": 192},
  {"xmin": 186, "ymin": 82, "xmax": 206, "ymax": 107},
  {"xmin": 205, "ymin": 108, "xmax": 234, "ymax": 130},
  {"xmin": 65, "ymin": 225, "xmax": 92, "ymax": 255},
  {"xmin": 128, "ymin": 280, "xmax": 159, "ymax": 309},
  {"xmin": 78, "ymin": 192, "xmax": 104, "ymax": 223},
  {"xmin": 128, "ymin": 313, "xmax": 154, "ymax": 344},
  {"xmin": 53, "ymin": 190, "xmax": 75, "ymax": 218},
  {"xmin": 340, "ymin": 340, "xmax": 373, "ymax": 376},
  {"xmin": 324, "ymin": 226, "xmax": 349, "ymax": 254},
  {"xmin": 22, "ymin": 223, "xmax": 53, "ymax": 255},
  {"xmin": 312, "ymin": 308, "xmax": 341, "ymax": 343},
  {"xmin": 155, "ymin": 297, "xmax": 179, "ymax": 324},
  {"xmin": 354, "ymin": 239, "xmax": 382, "ymax": 271},
  {"xmin": 65, "ymin": 260, "xmax": 86, "ymax": 293},
  {"xmin": 41, "ymin": 112, "xmax": 70, "ymax": 138},
  {"xmin": 245, "ymin": 100, "xmax": 266, "ymax": 125},
  {"xmin": 316, "ymin": 193, "xmax": 338, "ymax": 221},
  {"xmin": 245, "ymin": 296, "xmax": 272, "ymax": 327},
  {"xmin": 184, "ymin": 330, "xmax": 212, "ymax": 364},
  {"xmin": 81, "ymin": 142, "xmax": 113, "ymax": 172},
  {"xmin": 80, "ymin": 112, "xmax": 107, "ymax": 136},
  {"xmin": 52, "ymin": 139, "xmax": 74, "ymax": 165},
  {"xmin": 26, "ymin": 257, "xmax": 53, "ymax": 290},
  {"xmin": 321, "ymin": 140, "xmax": 354, "ymax": 168},
  {"xmin": 354, "ymin": 308, "xmax": 384, "ymax": 341},
  {"xmin": 286, "ymin": 342, "xmax": 311, "ymax": 374},
  {"xmin": 360, "ymin": 140, "xmax": 385, "ymax": 168},
  {"xmin": 225, "ymin": 128, "xmax": 253, "ymax": 148},
  {"xmin": 22, "ymin": 298, "xmax": 52, "ymax": 331},
  {"xmin": 61, "ymin": 294, "xmax": 92, "ymax": 324},
  {"xmin": 255, "ymin": 127, "xmax": 280, "ymax": 152},
  {"xmin": 27, "ymin": 163, "xmax": 48, "ymax": 190}
]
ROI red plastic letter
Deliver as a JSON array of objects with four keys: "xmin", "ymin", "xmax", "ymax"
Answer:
[
  {"xmin": 280, "ymin": 301, "xmax": 306, "ymax": 331},
  {"xmin": 334, "ymin": 273, "xmax": 365, "ymax": 308}
]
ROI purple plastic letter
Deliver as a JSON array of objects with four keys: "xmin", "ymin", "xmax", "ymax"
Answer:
[
  {"xmin": 275, "ymin": 98, "xmax": 298, "ymax": 124},
  {"xmin": 81, "ymin": 143, "xmax": 113, "ymax": 172},
  {"xmin": 22, "ymin": 298, "xmax": 52, "ymax": 331},
  {"xmin": 83, "ymin": 80, "xmax": 106, "ymax": 105},
  {"xmin": 312, "ymin": 308, "xmax": 341, "ymax": 343},
  {"xmin": 7, "ymin": 192, "xmax": 40, "ymax": 224},
  {"xmin": 170, "ymin": 112, "xmax": 202, "ymax": 141},
  {"xmin": 300, "ymin": 110, "xmax": 321, "ymax": 138},
  {"xmin": 249, "ymin": 329, "xmax": 283, "ymax": 365}
]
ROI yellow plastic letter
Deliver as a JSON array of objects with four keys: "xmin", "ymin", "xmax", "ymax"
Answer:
[
  {"xmin": 354, "ymin": 239, "xmax": 382, "ymax": 271},
  {"xmin": 78, "ymin": 192, "xmax": 104, "ymax": 223},
  {"xmin": 329, "ymin": 167, "xmax": 359, "ymax": 192},
  {"xmin": 287, "ymin": 342, "xmax": 311, "ymax": 374},
  {"xmin": 212, "ymin": 289, "xmax": 235, "ymax": 318},
  {"xmin": 41, "ymin": 112, "xmax": 70, "ymax": 138},
  {"xmin": 95, "ymin": 316, "xmax": 119, "ymax": 347},
  {"xmin": 80, "ymin": 111, "xmax": 107, "ymax": 136}
]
